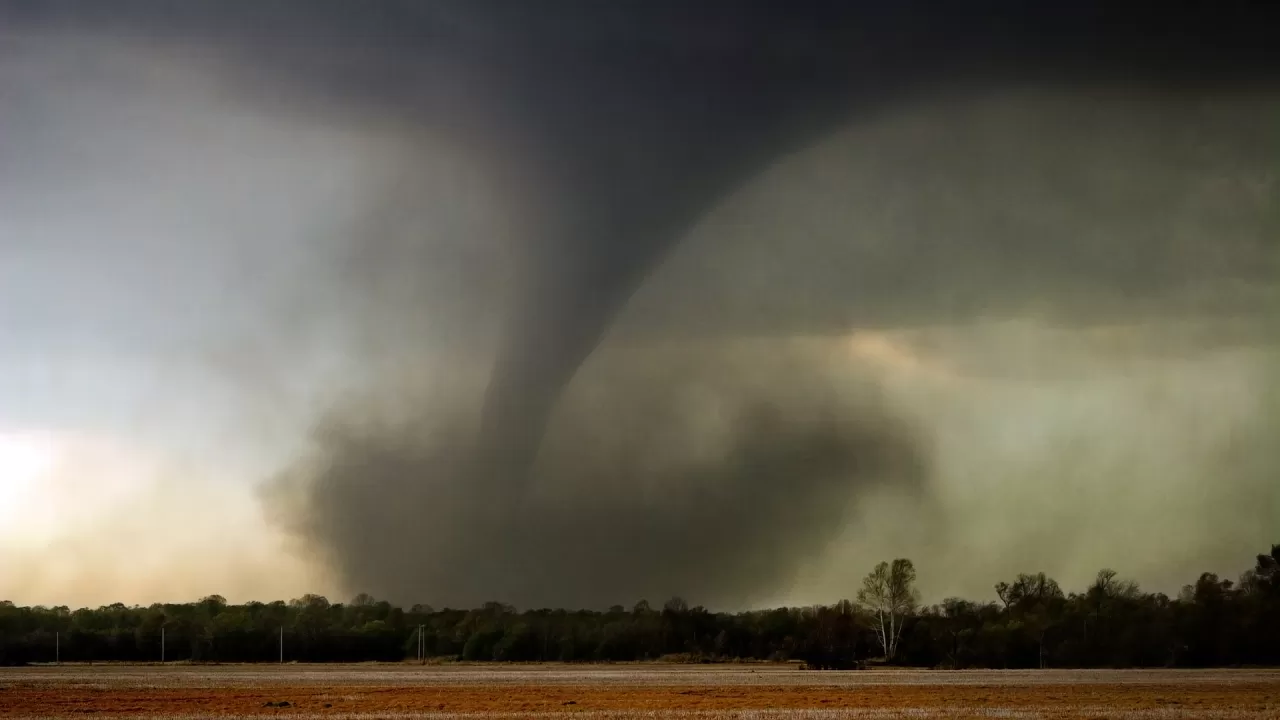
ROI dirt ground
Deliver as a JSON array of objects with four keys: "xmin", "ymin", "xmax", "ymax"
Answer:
[{"xmin": 2, "ymin": 665, "xmax": 1278, "ymax": 718}]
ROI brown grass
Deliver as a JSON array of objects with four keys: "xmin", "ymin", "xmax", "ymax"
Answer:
[{"xmin": 1, "ymin": 665, "xmax": 1277, "ymax": 719}]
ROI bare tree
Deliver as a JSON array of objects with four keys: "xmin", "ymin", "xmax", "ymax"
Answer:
[{"xmin": 856, "ymin": 558, "xmax": 920, "ymax": 661}]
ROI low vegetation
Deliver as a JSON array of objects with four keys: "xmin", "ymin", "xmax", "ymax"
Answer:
[{"xmin": 1, "ymin": 545, "xmax": 1276, "ymax": 668}]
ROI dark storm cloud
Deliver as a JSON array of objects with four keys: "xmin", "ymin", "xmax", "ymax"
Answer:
[
  {"xmin": 8, "ymin": 0, "xmax": 1279, "ymax": 469},
  {"xmin": 4, "ymin": 1, "xmax": 1278, "ymax": 607}
]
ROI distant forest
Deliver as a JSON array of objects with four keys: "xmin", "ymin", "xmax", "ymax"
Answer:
[{"xmin": 3, "ymin": 544, "xmax": 1277, "ymax": 668}]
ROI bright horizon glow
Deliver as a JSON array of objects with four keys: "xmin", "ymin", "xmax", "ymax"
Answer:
[
  {"xmin": 0, "ymin": 428, "xmax": 323, "ymax": 607},
  {"xmin": 0, "ymin": 430, "xmax": 58, "ymax": 542},
  {"xmin": 0, "ymin": 428, "xmax": 147, "ymax": 551}
]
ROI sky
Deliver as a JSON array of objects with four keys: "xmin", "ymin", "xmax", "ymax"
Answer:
[
  {"xmin": 1, "ymin": 8, "xmax": 1278, "ymax": 610},
  {"xmin": 0, "ymin": 38, "xmax": 360, "ymax": 604}
]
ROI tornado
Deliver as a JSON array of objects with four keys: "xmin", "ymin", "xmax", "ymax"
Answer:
[{"xmin": 7, "ymin": 1, "xmax": 1278, "ymax": 608}]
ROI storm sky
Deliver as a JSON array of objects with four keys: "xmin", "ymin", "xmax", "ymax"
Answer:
[{"xmin": 1, "ymin": 2, "xmax": 1278, "ymax": 609}]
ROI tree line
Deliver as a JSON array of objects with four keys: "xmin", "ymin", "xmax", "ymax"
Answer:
[{"xmin": 2, "ymin": 544, "xmax": 1276, "ymax": 668}]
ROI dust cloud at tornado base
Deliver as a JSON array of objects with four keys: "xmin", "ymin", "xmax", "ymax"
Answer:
[
  {"xmin": 265, "ymin": 91, "xmax": 1280, "ymax": 609},
  {"xmin": 266, "ymin": 343, "xmax": 928, "ymax": 610}
]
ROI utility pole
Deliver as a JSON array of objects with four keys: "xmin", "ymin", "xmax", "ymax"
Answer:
[
  {"xmin": 161, "ymin": 627, "xmax": 165, "ymax": 664},
  {"xmin": 56, "ymin": 631, "xmax": 59, "ymax": 664},
  {"xmin": 279, "ymin": 627, "xmax": 284, "ymax": 664}
]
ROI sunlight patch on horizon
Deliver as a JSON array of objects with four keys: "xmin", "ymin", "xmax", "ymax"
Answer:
[
  {"xmin": 0, "ymin": 430, "xmax": 58, "ymax": 540},
  {"xmin": 0, "ymin": 427, "xmax": 324, "ymax": 606}
]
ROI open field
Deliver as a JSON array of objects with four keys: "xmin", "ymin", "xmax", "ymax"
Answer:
[{"xmin": 2, "ymin": 665, "xmax": 1278, "ymax": 719}]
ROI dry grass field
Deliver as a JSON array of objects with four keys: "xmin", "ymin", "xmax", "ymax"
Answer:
[{"xmin": 2, "ymin": 665, "xmax": 1278, "ymax": 719}]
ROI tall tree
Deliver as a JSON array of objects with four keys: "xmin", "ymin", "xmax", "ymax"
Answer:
[
  {"xmin": 857, "ymin": 558, "xmax": 920, "ymax": 661},
  {"xmin": 996, "ymin": 573, "xmax": 1064, "ymax": 668}
]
